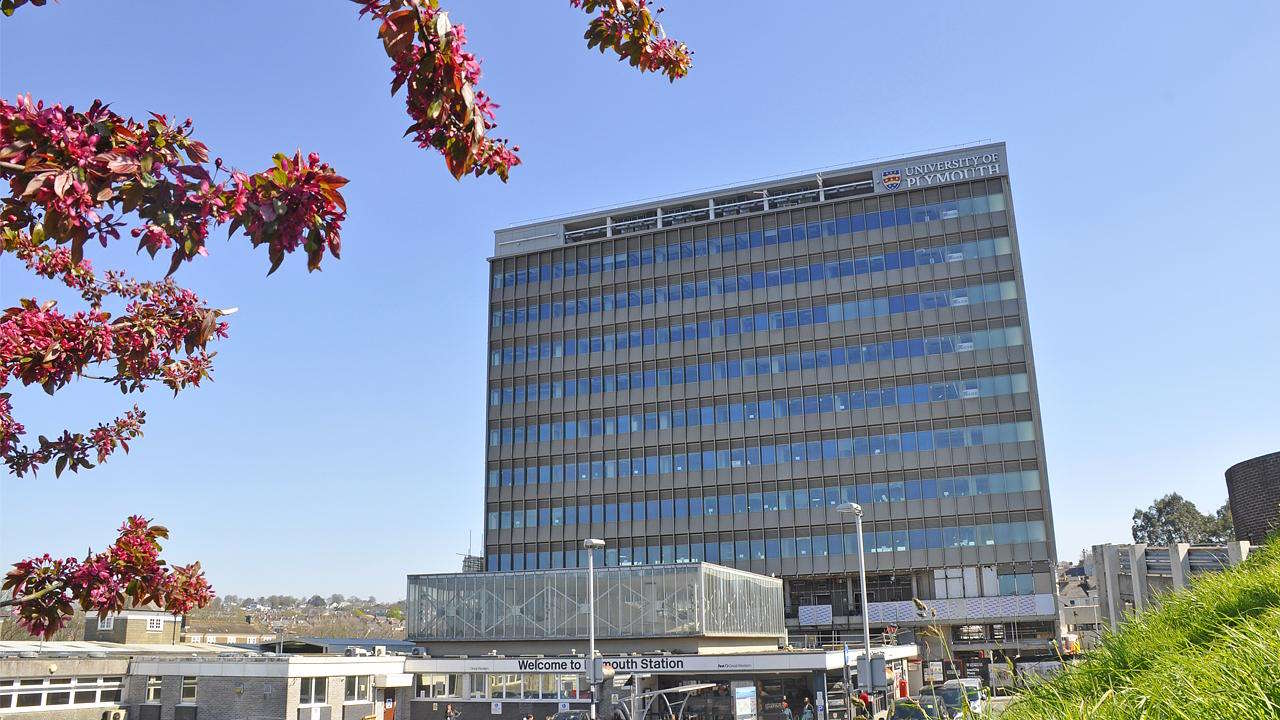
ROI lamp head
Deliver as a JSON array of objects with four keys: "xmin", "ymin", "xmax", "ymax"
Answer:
[
  {"xmin": 583, "ymin": 538, "xmax": 606, "ymax": 549},
  {"xmin": 835, "ymin": 502, "xmax": 863, "ymax": 517}
]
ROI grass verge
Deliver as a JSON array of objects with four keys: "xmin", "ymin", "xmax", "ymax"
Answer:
[{"xmin": 1001, "ymin": 540, "xmax": 1280, "ymax": 719}]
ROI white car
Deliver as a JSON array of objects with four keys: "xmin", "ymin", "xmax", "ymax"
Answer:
[{"xmin": 940, "ymin": 680, "xmax": 987, "ymax": 715}]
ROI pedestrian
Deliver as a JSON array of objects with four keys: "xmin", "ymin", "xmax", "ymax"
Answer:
[
  {"xmin": 800, "ymin": 698, "xmax": 814, "ymax": 720},
  {"xmin": 781, "ymin": 700, "xmax": 794, "ymax": 720}
]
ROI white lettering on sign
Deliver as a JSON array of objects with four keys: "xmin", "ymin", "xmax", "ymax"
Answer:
[
  {"xmin": 903, "ymin": 152, "xmax": 1002, "ymax": 188},
  {"xmin": 880, "ymin": 151, "xmax": 1004, "ymax": 192}
]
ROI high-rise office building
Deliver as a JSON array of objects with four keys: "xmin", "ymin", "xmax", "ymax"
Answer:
[{"xmin": 484, "ymin": 143, "xmax": 1059, "ymax": 665}]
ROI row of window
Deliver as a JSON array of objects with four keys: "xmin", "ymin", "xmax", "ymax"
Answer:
[
  {"xmin": 486, "ymin": 519, "xmax": 1048, "ymax": 571},
  {"xmin": 487, "ymin": 470, "xmax": 1042, "ymax": 529},
  {"xmin": 298, "ymin": 675, "xmax": 372, "ymax": 706},
  {"xmin": 787, "ymin": 566, "xmax": 1041, "ymax": 609},
  {"xmin": 415, "ymin": 673, "xmax": 591, "ymax": 701},
  {"xmin": 996, "ymin": 573, "xmax": 1036, "ymax": 597},
  {"xmin": 143, "ymin": 676, "xmax": 198, "ymax": 703},
  {"xmin": 492, "ymin": 235, "xmax": 1013, "ymax": 327},
  {"xmin": 492, "ymin": 280, "xmax": 1019, "ymax": 365},
  {"xmin": 924, "ymin": 566, "xmax": 1039, "ymax": 601},
  {"xmin": 0, "ymin": 676, "xmax": 122, "ymax": 710},
  {"xmin": 490, "ymin": 324, "xmax": 1026, "ymax": 407},
  {"xmin": 489, "ymin": 419, "xmax": 1035, "ymax": 481},
  {"xmin": 95, "ymin": 615, "xmax": 165, "ymax": 632},
  {"xmin": 489, "ymin": 373, "xmax": 1029, "ymax": 446},
  {"xmin": 493, "ymin": 187, "xmax": 1009, "ymax": 289}
]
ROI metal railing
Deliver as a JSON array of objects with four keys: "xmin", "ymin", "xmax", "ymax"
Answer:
[
  {"xmin": 562, "ymin": 179, "xmax": 874, "ymax": 243},
  {"xmin": 788, "ymin": 631, "xmax": 898, "ymax": 649}
]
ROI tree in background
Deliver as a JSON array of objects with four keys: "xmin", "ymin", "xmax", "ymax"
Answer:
[
  {"xmin": 266, "ymin": 595, "xmax": 299, "ymax": 610},
  {"xmin": 1208, "ymin": 503, "xmax": 1234, "ymax": 542},
  {"xmin": 328, "ymin": 593, "xmax": 345, "ymax": 605},
  {"xmin": 2, "ymin": 0, "xmax": 690, "ymax": 639},
  {"xmin": 1132, "ymin": 493, "xmax": 1235, "ymax": 545}
]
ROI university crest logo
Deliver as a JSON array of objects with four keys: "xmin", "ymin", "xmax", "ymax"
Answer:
[{"xmin": 881, "ymin": 168, "xmax": 902, "ymax": 191}]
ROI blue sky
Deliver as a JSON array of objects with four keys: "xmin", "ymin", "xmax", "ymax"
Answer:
[{"xmin": 3, "ymin": 1, "xmax": 1278, "ymax": 600}]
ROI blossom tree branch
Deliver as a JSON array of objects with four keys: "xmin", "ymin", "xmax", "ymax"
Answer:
[
  {"xmin": 1, "ymin": 517, "xmax": 212, "ymax": 639},
  {"xmin": 571, "ymin": 0, "xmax": 693, "ymax": 81},
  {"xmin": 0, "ymin": 96, "xmax": 348, "ymax": 478},
  {"xmin": 355, "ymin": 0, "xmax": 691, "ymax": 179},
  {"xmin": 1, "ymin": 0, "xmax": 693, "ymax": 641}
]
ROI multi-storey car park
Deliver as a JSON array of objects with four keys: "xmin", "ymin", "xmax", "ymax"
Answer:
[{"xmin": 483, "ymin": 142, "xmax": 1060, "ymax": 671}]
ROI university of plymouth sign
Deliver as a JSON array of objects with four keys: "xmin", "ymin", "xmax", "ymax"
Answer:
[{"xmin": 878, "ymin": 149, "xmax": 1004, "ymax": 192}]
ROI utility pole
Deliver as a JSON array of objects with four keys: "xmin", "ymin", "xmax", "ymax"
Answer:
[{"xmin": 584, "ymin": 538, "xmax": 606, "ymax": 720}]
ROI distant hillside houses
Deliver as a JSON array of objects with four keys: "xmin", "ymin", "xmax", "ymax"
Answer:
[{"xmin": 181, "ymin": 619, "xmax": 277, "ymax": 645}]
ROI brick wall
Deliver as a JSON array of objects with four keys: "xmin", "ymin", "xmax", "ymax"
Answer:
[
  {"xmin": 127, "ymin": 673, "xmax": 289, "ymax": 720},
  {"xmin": 1227, "ymin": 451, "xmax": 1280, "ymax": 544}
]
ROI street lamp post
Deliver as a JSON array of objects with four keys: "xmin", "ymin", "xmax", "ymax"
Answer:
[
  {"xmin": 584, "ymin": 538, "xmax": 606, "ymax": 719},
  {"xmin": 835, "ymin": 503, "xmax": 872, "ymax": 685}
]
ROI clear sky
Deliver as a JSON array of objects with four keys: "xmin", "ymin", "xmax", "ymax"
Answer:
[{"xmin": 3, "ymin": 2, "xmax": 1279, "ymax": 600}]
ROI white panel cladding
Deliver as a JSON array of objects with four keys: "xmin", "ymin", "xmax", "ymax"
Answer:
[
  {"xmin": 407, "ymin": 563, "xmax": 783, "ymax": 641},
  {"xmin": 866, "ymin": 593, "xmax": 1055, "ymax": 624}
]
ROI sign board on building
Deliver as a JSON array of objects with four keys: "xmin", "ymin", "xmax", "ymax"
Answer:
[
  {"xmin": 408, "ymin": 648, "xmax": 918, "ymax": 676},
  {"xmin": 797, "ymin": 605, "xmax": 833, "ymax": 625},
  {"xmin": 491, "ymin": 702, "xmax": 503, "ymax": 715},
  {"xmin": 732, "ymin": 681, "xmax": 757, "ymax": 720},
  {"xmin": 874, "ymin": 149, "xmax": 1004, "ymax": 194},
  {"xmin": 559, "ymin": 702, "xmax": 571, "ymax": 712},
  {"xmin": 925, "ymin": 662, "xmax": 944, "ymax": 683}
]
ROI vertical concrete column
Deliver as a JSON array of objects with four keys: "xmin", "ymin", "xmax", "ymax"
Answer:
[
  {"xmin": 655, "ymin": 208, "xmax": 663, "ymax": 228},
  {"xmin": 1128, "ymin": 544, "xmax": 1148, "ymax": 613},
  {"xmin": 1227, "ymin": 540, "xmax": 1250, "ymax": 565},
  {"xmin": 1098, "ymin": 544, "xmax": 1122, "ymax": 632},
  {"xmin": 1169, "ymin": 543, "xmax": 1190, "ymax": 591},
  {"xmin": 707, "ymin": 198, "xmax": 715, "ymax": 219},
  {"xmin": 606, "ymin": 217, "xmax": 613, "ymax": 237},
  {"xmin": 812, "ymin": 669, "xmax": 828, "ymax": 720}
]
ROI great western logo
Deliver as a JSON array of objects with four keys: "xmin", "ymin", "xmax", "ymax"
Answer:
[{"xmin": 887, "ymin": 151, "xmax": 1002, "ymax": 190}]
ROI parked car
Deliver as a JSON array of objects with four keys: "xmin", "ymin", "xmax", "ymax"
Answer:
[
  {"xmin": 887, "ymin": 700, "xmax": 931, "ymax": 719},
  {"xmin": 917, "ymin": 687, "xmax": 967, "ymax": 719},
  {"xmin": 914, "ymin": 695, "xmax": 946, "ymax": 719},
  {"xmin": 941, "ymin": 679, "xmax": 988, "ymax": 715}
]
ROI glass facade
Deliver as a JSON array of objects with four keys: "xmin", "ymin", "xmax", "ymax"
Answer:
[
  {"xmin": 484, "ymin": 144, "xmax": 1057, "ymax": 648},
  {"xmin": 407, "ymin": 563, "xmax": 783, "ymax": 641}
]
